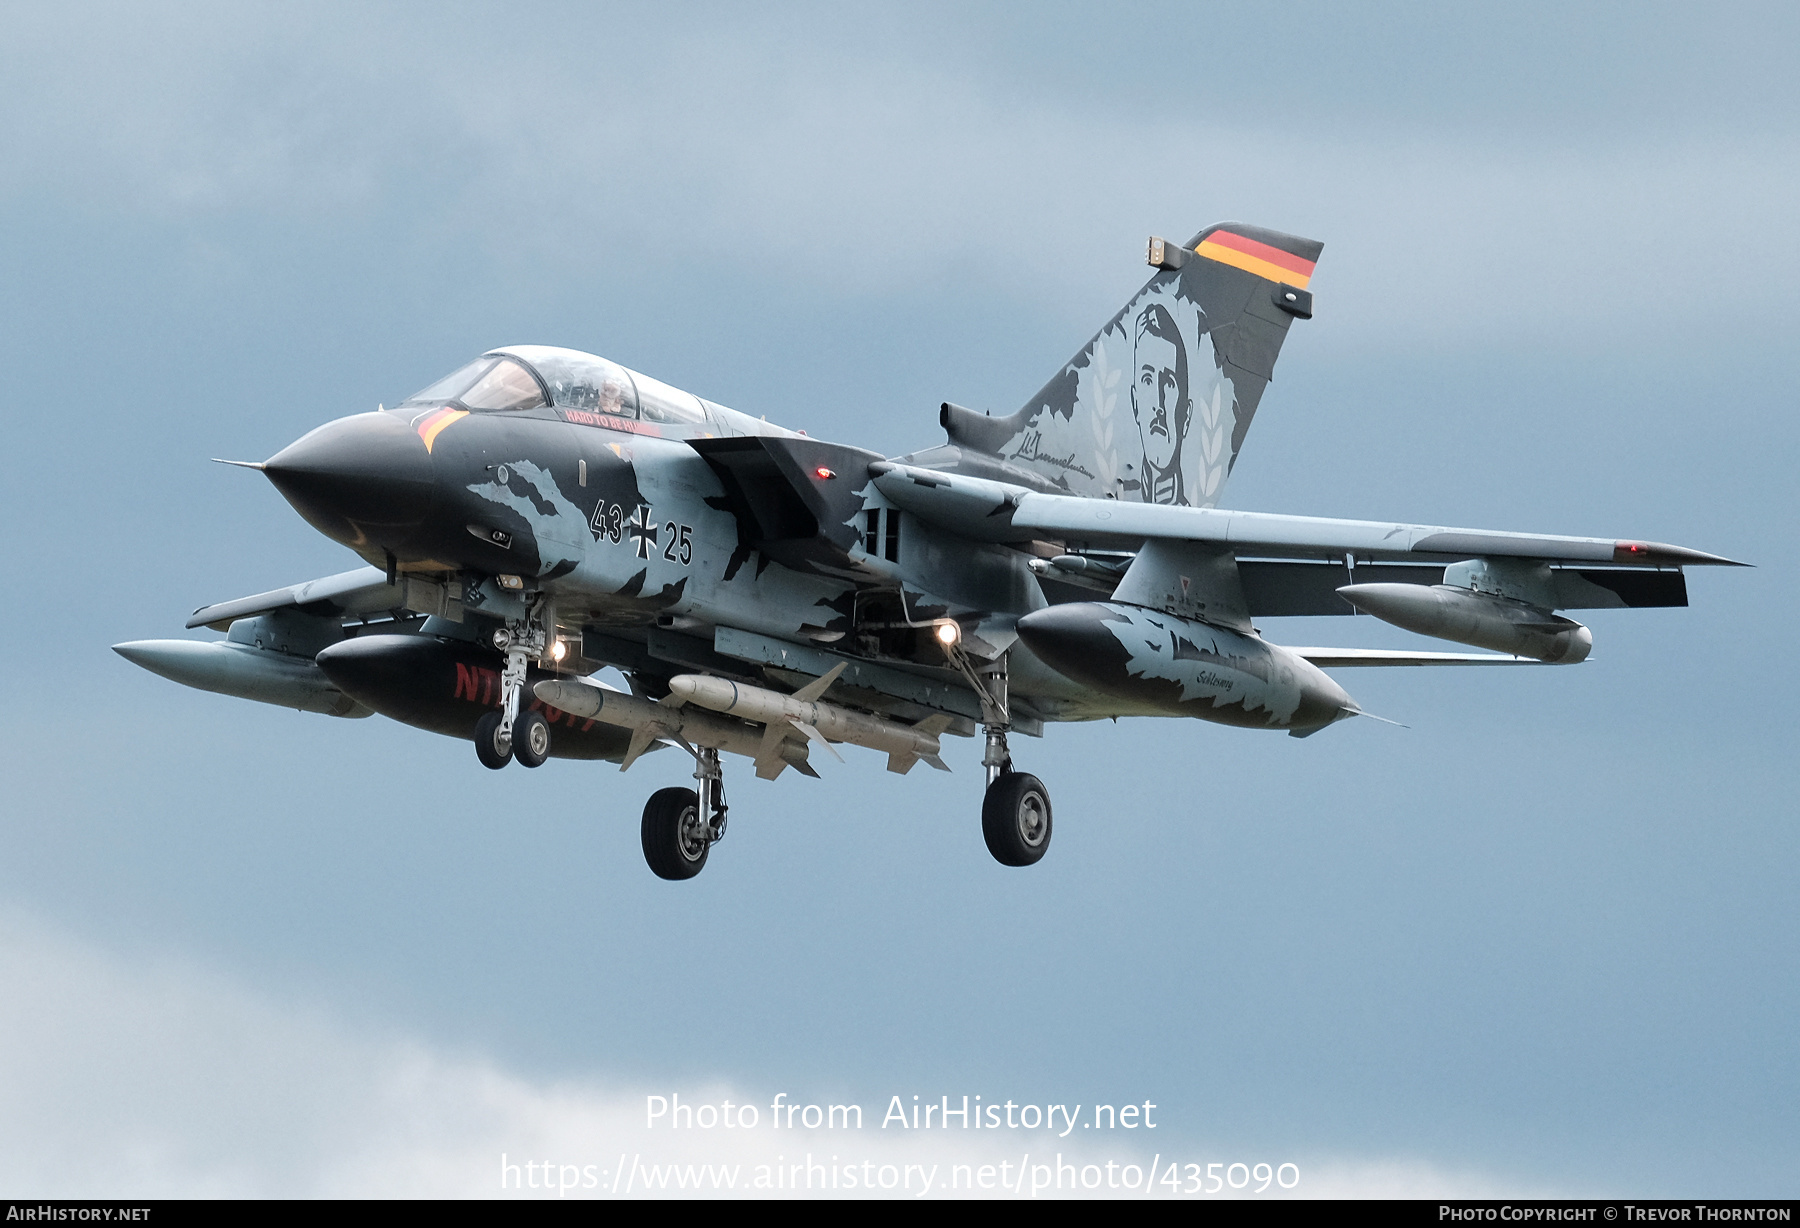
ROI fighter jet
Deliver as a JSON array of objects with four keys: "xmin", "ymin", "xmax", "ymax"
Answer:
[{"xmin": 115, "ymin": 223, "xmax": 1742, "ymax": 879}]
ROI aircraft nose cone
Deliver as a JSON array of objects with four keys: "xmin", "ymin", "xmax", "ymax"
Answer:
[{"xmin": 263, "ymin": 412, "xmax": 436, "ymax": 543}]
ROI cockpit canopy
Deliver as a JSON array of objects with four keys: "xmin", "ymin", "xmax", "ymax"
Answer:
[
  {"xmin": 396, "ymin": 345, "xmax": 705, "ymax": 424},
  {"xmin": 398, "ymin": 354, "xmax": 546, "ymax": 412}
]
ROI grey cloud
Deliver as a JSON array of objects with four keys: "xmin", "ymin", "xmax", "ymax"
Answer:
[
  {"xmin": 2, "ymin": 5, "xmax": 1794, "ymax": 350},
  {"xmin": 2, "ymin": 909, "xmax": 1516, "ymax": 1197}
]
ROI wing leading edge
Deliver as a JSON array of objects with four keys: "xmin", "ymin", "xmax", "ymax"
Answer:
[{"xmin": 870, "ymin": 462, "xmax": 1744, "ymax": 568}]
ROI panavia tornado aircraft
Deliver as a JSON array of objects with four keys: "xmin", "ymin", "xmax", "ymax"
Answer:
[{"xmin": 117, "ymin": 223, "xmax": 1742, "ymax": 879}]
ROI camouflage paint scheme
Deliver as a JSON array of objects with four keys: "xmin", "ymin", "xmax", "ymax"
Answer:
[
  {"xmin": 1015, "ymin": 603, "xmax": 1352, "ymax": 732},
  {"xmin": 116, "ymin": 222, "xmax": 1737, "ymax": 784}
]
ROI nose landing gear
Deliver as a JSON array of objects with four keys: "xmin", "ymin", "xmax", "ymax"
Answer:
[
  {"xmin": 473, "ymin": 709, "xmax": 512, "ymax": 769},
  {"xmin": 471, "ymin": 595, "xmax": 553, "ymax": 770}
]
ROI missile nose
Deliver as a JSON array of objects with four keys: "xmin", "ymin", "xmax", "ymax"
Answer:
[
  {"xmin": 665, "ymin": 675, "xmax": 736, "ymax": 712},
  {"xmin": 263, "ymin": 412, "xmax": 436, "ymax": 542}
]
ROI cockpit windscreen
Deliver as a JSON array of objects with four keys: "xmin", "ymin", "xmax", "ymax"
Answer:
[{"xmin": 397, "ymin": 356, "xmax": 547, "ymax": 412}]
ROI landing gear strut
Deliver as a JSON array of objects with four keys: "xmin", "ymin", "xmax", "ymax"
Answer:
[
  {"xmin": 946, "ymin": 647, "xmax": 1053, "ymax": 867},
  {"xmin": 641, "ymin": 744, "xmax": 729, "ymax": 880},
  {"xmin": 471, "ymin": 593, "xmax": 552, "ymax": 770}
]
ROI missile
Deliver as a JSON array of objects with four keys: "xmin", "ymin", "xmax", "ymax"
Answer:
[
  {"xmin": 664, "ymin": 669, "xmax": 953, "ymax": 775},
  {"xmin": 113, "ymin": 639, "xmax": 369, "ymax": 717},
  {"xmin": 1026, "ymin": 554, "xmax": 1126, "ymax": 592},
  {"xmin": 1336, "ymin": 583, "xmax": 1592, "ymax": 664},
  {"xmin": 532, "ymin": 677, "xmax": 818, "ymax": 779}
]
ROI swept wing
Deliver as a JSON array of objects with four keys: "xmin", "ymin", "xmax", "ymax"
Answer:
[{"xmin": 870, "ymin": 462, "xmax": 1741, "ymax": 568}]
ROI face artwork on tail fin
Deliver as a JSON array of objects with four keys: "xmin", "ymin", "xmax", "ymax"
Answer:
[
  {"xmin": 1130, "ymin": 298, "xmax": 1203, "ymax": 505},
  {"xmin": 1000, "ymin": 273, "xmax": 1222, "ymax": 505},
  {"xmin": 970, "ymin": 224, "xmax": 1319, "ymax": 508}
]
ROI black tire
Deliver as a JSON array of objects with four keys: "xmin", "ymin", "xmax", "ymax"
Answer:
[
  {"xmin": 982, "ymin": 772, "xmax": 1052, "ymax": 866},
  {"xmin": 474, "ymin": 710, "xmax": 512, "ymax": 769},
  {"xmin": 513, "ymin": 709, "xmax": 551, "ymax": 768},
  {"xmin": 642, "ymin": 787, "xmax": 709, "ymax": 880}
]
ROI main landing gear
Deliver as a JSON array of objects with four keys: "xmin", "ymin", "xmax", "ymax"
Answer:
[
  {"xmin": 472, "ymin": 596, "xmax": 553, "ymax": 770},
  {"xmin": 641, "ymin": 745, "xmax": 728, "ymax": 880},
  {"xmin": 948, "ymin": 648, "xmax": 1053, "ymax": 868},
  {"xmin": 984, "ymin": 768, "xmax": 1052, "ymax": 867}
]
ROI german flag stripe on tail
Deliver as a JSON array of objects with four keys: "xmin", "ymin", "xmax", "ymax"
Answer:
[{"xmin": 1195, "ymin": 229, "xmax": 1317, "ymax": 289}]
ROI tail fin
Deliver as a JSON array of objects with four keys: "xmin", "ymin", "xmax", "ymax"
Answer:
[{"xmin": 942, "ymin": 223, "xmax": 1321, "ymax": 508}]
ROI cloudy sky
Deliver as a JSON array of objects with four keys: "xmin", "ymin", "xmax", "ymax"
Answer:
[{"xmin": 1, "ymin": 1, "xmax": 1795, "ymax": 1198}]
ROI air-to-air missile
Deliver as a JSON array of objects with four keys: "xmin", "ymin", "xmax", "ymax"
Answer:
[
  {"xmin": 665, "ymin": 668, "xmax": 953, "ymax": 774},
  {"xmin": 1336, "ymin": 584, "xmax": 1593, "ymax": 664},
  {"xmin": 532, "ymin": 675, "xmax": 818, "ymax": 777},
  {"xmin": 534, "ymin": 664, "xmax": 949, "ymax": 779}
]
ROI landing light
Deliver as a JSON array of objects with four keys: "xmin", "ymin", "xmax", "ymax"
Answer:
[
  {"xmin": 550, "ymin": 640, "xmax": 568, "ymax": 662},
  {"xmin": 934, "ymin": 621, "xmax": 961, "ymax": 646}
]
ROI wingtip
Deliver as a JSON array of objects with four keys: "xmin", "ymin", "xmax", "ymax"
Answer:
[{"xmin": 1616, "ymin": 540, "xmax": 1748, "ymax": 567}]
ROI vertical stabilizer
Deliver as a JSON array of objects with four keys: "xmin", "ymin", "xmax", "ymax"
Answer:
[{"xmin": 941, "ymin": 224, "xmax": 1320, "ymax": 507}]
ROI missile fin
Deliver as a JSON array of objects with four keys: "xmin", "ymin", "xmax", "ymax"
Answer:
[
  {"xmin": 924, "ymin": 754, "xmax": 951, "ymax": 772},
  {"xmin": 790, "ymin": 662, "xmax": 848, "ymax": 704},
  {"xmin": 911, "ymin": 712, "xmax": 953, "ymax": 737},
  {"xmin": 754, "ymin": 718, "xmax": 792, "ymax": 778},
  {"xmin": 791, "ymin": 718, "xmax": 845, "ymax": 762},
  {"xmin": 885, "ymin": 751, "xmax": 917, "ymax": 775},
  {"xmin": 620, "ymin": 722, "xmax": 667, "ymax": 771}
]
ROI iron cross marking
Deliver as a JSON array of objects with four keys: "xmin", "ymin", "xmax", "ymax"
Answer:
[{"xmin": 627, "ymin": 503, "xmax": 658, "ymax": 558}]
